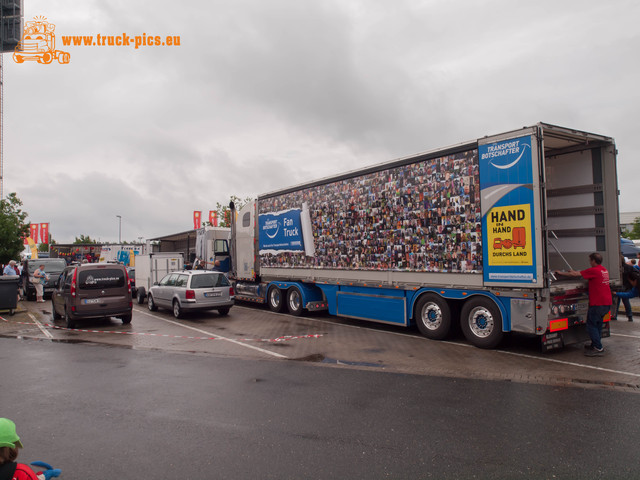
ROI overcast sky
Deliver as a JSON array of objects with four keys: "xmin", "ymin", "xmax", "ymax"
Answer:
[{"xmin": 3, "ymin": 0, "xmax": 639, "ymax": 243}]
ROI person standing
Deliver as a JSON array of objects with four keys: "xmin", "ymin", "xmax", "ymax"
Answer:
[
  {"xmin": 3, "ymin": 260, "xmax": 18, "ymax": 276},
  {"xmin": 556, "ymin": 252, "xmax": 611, "ymax": 356},
  {"xmin": 613, "ymin": 255, "xmax": 635, "ymax": 321},
  {"xmin": 33, "ymin": 265, "xmax": 49, "ymax": 303}
]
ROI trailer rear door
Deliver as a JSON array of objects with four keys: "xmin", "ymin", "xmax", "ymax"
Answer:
[{"xmin": 477, "ymin": 126, "xmax": 544, "ymax": 288}]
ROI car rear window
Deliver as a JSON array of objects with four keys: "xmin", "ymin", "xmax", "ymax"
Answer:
[
  {"xmin": 27, "ymin": 259, "xmax": 67, "ymax": 274},
  {"xmin": 78, "ymin": 268, "xmax": 125, "ymax": 289},
  {"xmin": 190, "ymin": 273, "xmax": 230, "ymax": 288}
]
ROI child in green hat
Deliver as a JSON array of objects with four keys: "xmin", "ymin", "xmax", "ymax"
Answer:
[{"xmin": 0, "ymin": 418, "xmax": 60, "ymax": 480}]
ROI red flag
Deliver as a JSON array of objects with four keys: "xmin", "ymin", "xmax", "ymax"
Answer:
[
  {"xmin": 40, "ymin": 223, "xmax": 50, "ymax": 244},
  {"xmin": 209, "ymin": 211, "xmax": 218, "ymax": 227},
  {"xmin": 30, "ymin": 224, "xmax": 39, "ymax": 243},
  {"xmin": 193, "ymin": 211, "xmax": 202, "ymax": 229}
]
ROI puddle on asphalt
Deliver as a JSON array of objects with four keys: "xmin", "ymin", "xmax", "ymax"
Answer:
[{"xmin": 291, "ymin": 353, "xmax": 384, "ymax": 368}]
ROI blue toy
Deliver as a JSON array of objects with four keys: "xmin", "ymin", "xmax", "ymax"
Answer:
[{"xmin": 30, "ymin": 462, "xmax": 61, "ymax": 480}]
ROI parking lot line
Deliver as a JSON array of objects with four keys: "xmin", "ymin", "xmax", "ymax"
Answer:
[
  {"xmin": 29, "ymin": 313, "xmax": 53, "ymax": 339},
  {"xmin": 136, "ymin": 309, "xmax": 287, "ymax": 359}
]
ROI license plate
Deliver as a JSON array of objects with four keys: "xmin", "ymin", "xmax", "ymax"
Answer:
[
  {"xmin": 83, "ymin": 298, "xmax": 101, "ymax": 304},
  {"xmin": 205, "ymin": 291, "xmax": 222, "ymax": 297}
]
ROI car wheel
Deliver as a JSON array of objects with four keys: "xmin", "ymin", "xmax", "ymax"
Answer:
[
  {"xmin": 415, "ymin": 293, "xmax": 452, "ymax": 340},
  {"xmin": 286, "ymin": 287, "xmax": 304, "ymax": 316},
  {"xmin": 65, "ymin": 310, "xmax": 76, "ymax": 329},
  {"xmin": 173, "ymin": 300, "xmax": 183, "ymax": 319},
  {"xmin": 147, "ymin": 294, "xmax": 157, "ymax": 311},
  {"xmin": 121, "ymin": 314, "xmax": 132, "ymax": 324},
  {"xmin": 267, "ymin": 285, "xmax": 285, "ymax": 313},
  {"xmin": 218, "ymin": 307, "xmax": 230, "ymax": 316},
  {"xmin": 52, "ymin": 299, "xmax": 61, "ymax": 320},
  {"xmin": 460, "ymin": 297, "xmax": 504, "ymax": 349},
  {"xmin": 136, "ymin": 288, "xmax": 146, "ymax": 304}
]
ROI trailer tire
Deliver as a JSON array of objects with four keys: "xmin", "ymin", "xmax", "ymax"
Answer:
[
  {"xmin": 267, "ymin": 286, "xmax": 285, "ymax": 313},
  {"xmin": 415, "ymin": 293, "xmax": 452, "ymax": 340},
  {"xmin": 460, "ymin": 297, "xmax": 504, "ymax": 349},
  {"xmin": 137, "ymin": 288, "xmax": 146, "ymax": 304},
  {"xmin": 286, "ymin": 287, "xmax": 304, "ymax": 316}
]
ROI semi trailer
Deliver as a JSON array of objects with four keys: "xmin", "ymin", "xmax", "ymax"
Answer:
[{"xmin": 229, "ymin": 123, "xmax": 620, "ymax": 350}]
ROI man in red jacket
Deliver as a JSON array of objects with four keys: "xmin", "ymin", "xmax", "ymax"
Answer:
[{"xmin": 556, "ymin": 253, "xmax": 611, "ymax": 356}]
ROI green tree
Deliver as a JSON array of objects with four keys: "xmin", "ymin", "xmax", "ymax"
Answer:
[
  {"xmin": 74, "ymin": 235, "xmax": 98, "ymax": 244},
  {"xmin": 38, "ymin": 242, "xmax": 49, "ymax": 252},
  {"xmin": 0, "ymin": 193, "xmax": 30, "ymax": 263},
  {"xmin": 624, "ymin": 217, "xmax": 640, "ymax": 240}
]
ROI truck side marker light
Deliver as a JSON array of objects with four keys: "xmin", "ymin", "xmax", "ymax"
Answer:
[{"xmin": 549, "ymin": 318, "xmax": 568, "ymax": 332}]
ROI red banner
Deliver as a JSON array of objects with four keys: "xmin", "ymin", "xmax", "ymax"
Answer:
[
  {"xmin": 193, "ymin": 211, "xmax": 202, "ymax": 229},
  {"xmin": 23, "ymin": 235, "xmax": 28, "ymax": 245},
  {"xmin": 30, "ymin": 224, "xmax": 39, "ymax": 244},
  {"xmin": 209, "ymin": 210, "xmax": 217, "ymax": 227},
  {"xmin": 40, "ymin": 223, "xmax": 50, "ymax": 244}
]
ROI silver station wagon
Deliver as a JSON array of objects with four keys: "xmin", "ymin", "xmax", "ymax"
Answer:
[{"xmin": 147, "ymin": 270, "xmax": 234, "ymax": 318}]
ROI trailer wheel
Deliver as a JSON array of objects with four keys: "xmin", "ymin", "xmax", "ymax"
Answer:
[
  {"xmin": 287, "ymin": 287, "xmax": 304, "ymax": 316},
  {"xmin": 460, "ymin": 297, "xmax": 504, "ymax": 349},
  {"xmin": 267, "ymin": 286, "xmax": 285, "ymax": 313},
  {"xmin": 415, "ymin": 293, "xmax": 452, "ymax": 340}
]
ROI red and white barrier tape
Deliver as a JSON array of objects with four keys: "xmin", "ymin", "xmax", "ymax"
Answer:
[{"xmin": 1, "ymin": 316, "xmax": 322, "ymax": 343}]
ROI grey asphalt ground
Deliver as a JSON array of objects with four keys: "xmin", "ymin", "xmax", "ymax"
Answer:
[{"xmin": 2, "ymin": 337, "xmax": 640, "ymax": 480}]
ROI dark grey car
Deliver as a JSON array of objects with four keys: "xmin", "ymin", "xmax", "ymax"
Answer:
[
  {"xmin": 147, "ymin": 270, "xmax": 234, "ymax": 318},
  {"xmin": 22, "ymin": 258, "xmax": 67, "ymax": 300},
  {"xmin": 51, "ymin": 263, "xmax": 133, "ymax": 328}
]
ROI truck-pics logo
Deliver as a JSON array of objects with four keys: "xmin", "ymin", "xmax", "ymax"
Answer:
[{"xmin": 13, "ymin": 16, "xmax": 70, "ymax": 64}]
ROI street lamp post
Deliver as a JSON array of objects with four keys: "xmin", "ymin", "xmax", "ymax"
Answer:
[{"xmin": 116, "ymin": 215, "xmax": 122, "ymax": 243}]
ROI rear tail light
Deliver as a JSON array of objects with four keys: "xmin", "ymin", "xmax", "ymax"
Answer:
[
  {"xmin": 125, "ymin": 269, "xmax": 131, "ymax": 294},
  {"xmin": 229, "ymin": 286, "xmax": 235, "ymax": 296},
  {"xmin": 70, "ymin": 268, "xmax": 77, "ymax": 297},
  {"xmin": 186, "ymin": 289, "xmax": 195, "ymax": 300}
]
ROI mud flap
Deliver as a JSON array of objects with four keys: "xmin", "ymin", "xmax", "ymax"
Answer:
[{"xmin": 542, "ymin": 322, "xmax": 610, "ymax": 353}]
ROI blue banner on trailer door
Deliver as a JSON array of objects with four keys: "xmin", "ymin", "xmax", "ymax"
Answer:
[
  {"xmin": 258, "ymin": 209, "xmax": 305, "ymax": 253},
  {"xmin": 479, "ymin": 135, "xmax": 537, "ymax": 284}
]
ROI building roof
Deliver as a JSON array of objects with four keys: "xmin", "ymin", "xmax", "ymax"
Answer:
[{"xmin": 621, "ymin": 212, "xmax": 640, "ymax": 225}]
